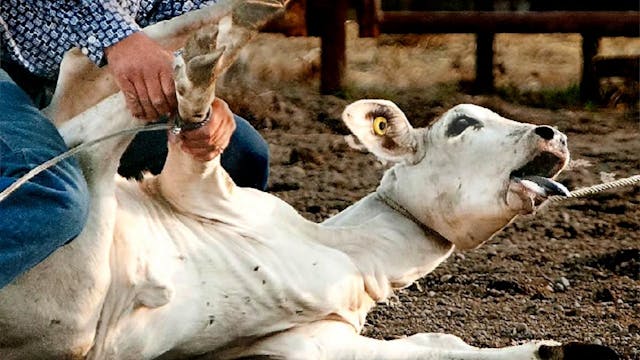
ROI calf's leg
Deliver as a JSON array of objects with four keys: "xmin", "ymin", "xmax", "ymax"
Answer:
[
  {"xmin": 118, "ymin": 114, "xmax": 269, "ymax": 190},
  {"xmin": 222, "ymin": 321, "xmax": 618, "ymax": 360}
]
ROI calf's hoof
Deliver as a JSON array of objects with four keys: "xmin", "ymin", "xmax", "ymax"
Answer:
[{"xmin": 538, "ymin": 342, "xmax": 619, "ymax": 360}]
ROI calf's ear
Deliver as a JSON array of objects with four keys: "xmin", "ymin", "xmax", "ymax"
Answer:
[{"xmin": 342, "ymin": 99, "xmax": 422, "ymax": 164}]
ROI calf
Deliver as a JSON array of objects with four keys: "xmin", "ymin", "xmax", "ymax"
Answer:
[{"xmin": 0, "ymin": 1, "xmax": 616, "ymax": 359}]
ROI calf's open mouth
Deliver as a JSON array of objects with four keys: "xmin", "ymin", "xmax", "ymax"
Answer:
[{"xmin": 510, "ymin": 151, "xmax": 570, "ymax": 199}]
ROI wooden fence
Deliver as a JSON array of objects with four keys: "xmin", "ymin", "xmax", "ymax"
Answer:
[{"xmin": 308, "ymin": 2, "xmax": 639, "ymax": 101}]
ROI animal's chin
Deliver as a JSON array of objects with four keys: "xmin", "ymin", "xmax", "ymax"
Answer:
[{"xmin": 507, "ymin": 151, "xmax": 570, "ymax": 213}]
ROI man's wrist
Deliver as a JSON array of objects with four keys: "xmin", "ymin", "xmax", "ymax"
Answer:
[{"xmin": 73, "ymin": 2, "xmax": 141, "ymax": 66}]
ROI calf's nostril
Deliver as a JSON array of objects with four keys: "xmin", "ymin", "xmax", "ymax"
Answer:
[{"xmin": 534, "ymin": 126, "xmax": 555, "ymax": 141}]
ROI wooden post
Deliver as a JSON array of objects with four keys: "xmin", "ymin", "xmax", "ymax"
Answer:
[
  {"xmin": 475, "ymin": 0, "xmax": 494, "ymax": 93},
  {"xmin": 318, "ymin": 0, "xmax": 347, "ymax": 94},
  {"xmin": 356, "ymin": 0, "xmax": 381, "ymax": 37},
  {"xmin": 476, "ymin": 33, "xmax": 495, "ymax": 93},
  {"xmin": 580, "ymin": 34, "xmax": 600, "ymax": 103},
  {"xmin": 305, "ymin": 0, "xmax": 321, "ymax": 36}
]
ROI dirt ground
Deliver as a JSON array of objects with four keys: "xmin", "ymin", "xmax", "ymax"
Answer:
[{"xmin": 218, "ymin": 25, "xmax": 640, "ymax": 358}]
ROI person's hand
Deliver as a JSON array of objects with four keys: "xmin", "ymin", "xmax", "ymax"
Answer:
[
  {"xmin": 174, "ymin": 98, "xmax": 236, "ymax": 162},
  {"xmin": 105, "ymin": 32, "xmax": 177, "ymax": 120}
]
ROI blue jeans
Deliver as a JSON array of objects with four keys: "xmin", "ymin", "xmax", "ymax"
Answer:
[
  {"xmin": 0, "ymin": 68, "xmax": 270, "ymax": 288},
  {"xmin": 0, "ymin": 69, "xmax": 90, "ymax": 288}
]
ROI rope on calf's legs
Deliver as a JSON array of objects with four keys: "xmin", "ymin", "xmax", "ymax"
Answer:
[{"xmin": 0, "ymin": 123, "xmax": 170, "ymax": 203}]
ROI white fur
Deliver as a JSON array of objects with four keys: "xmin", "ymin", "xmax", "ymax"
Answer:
[{"xmin": 0, "ymin": 2, "xmax": 591, "ymax": 359}]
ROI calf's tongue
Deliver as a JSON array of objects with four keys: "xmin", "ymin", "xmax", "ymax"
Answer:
[{"xmin": 521, "ymin": 175, "xmax": 570, "ymax": 197}]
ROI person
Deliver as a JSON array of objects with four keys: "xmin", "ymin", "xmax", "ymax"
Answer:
[{"xmin": 0, "ymin": 1, "xmax": 270, "ymax": 288}]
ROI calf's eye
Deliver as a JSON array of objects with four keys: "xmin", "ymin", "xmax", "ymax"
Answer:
[
  {"xmin": 446, "ymin": 115, "xmax": 483, "ymax": 137},
  {"xmin": 373, "ymin": 116, "xmax": 388, "ymax": 136}
]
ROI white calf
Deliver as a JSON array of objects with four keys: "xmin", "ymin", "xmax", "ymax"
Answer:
[{"xmin": 0, "ymin": 1, "xmax": 617, "ymax": 359}]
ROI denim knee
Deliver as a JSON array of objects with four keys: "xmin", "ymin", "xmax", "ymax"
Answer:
[
  {"xmin": 0, "ymin": 173, "xmax": 89, "ymax": 287},
  {"xmin": 0, "ymin": 69, "xmax": 90, "ymax": 287},
  {"xmin": 221, "ymin": 116, "xmax": 270, "ymax": 190}
]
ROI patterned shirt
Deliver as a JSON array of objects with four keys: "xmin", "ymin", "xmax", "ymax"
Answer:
[{"xmin": 0, "ymin": 0, "xmax": 216, "ymax": 79}]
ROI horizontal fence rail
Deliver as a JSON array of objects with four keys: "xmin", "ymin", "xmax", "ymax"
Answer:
[{"xmin": 380, "ymin": 11, "xmax": 640, "ymax": 36}]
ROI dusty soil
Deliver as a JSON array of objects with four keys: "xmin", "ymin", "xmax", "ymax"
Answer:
[{"xmin": 219, "ymin": 26, "xmax": 640, "ymax": 358}]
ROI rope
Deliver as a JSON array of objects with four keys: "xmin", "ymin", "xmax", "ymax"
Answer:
[
  {"xmin": 376, "ymin": 191, "xmax": 451, "ymax": 246},
  {"xmin": 548, "ymin": 174, "xmax": 640, "ymax": 203},
  {"xmin": 0, "ymin": 123, "xmax": 170, "ymax": 203}
]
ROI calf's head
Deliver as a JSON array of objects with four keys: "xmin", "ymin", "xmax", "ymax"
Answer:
[{"xmin": 343, "ymin": 100, "xmax": 570, "ymax": 249}]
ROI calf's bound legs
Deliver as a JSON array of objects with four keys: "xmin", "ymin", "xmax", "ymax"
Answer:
[{"xmin": 118, "ymin": 115, "xmax": 269, "ymax": 190}]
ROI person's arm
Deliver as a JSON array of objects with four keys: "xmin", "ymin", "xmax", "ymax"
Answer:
[
  {"xmin": 69, "ymin": 1, "xmax": 176, "ymax": 120},
  {"xmin": 72, "ymin": 1, "xmax": 231, "ymax": 158},
  {"xmin": 70, "ymin": 1, "xmax": 219, "ymax": 120},
  {"xmin": 103, "ymin": 32, "xmax": 176, "ymax": 120},
  {"xmin": 70, "ymin": 2, "xmax": 140, "ymax": 67}
]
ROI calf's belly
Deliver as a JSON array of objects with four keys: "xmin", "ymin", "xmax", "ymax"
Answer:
[{"xmin": 113, "ymin": 220, "xmax": 370, "ymax": 357}]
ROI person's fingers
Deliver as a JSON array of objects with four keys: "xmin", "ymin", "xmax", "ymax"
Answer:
[
  {"xmin": 176, "ymin": 98, "xmax": 237, "ymax": 161},
  {"xmin": 180, "ymin": 115, "xmax": 234, "ymax": 149},
  {"xmin": 208, "ymin": 98, "xmax": 236, "ymax": 145},
  {"xmin": 179, "ymin": 125, "xmax": 229, "ymax": 161},
  {"xmin": 160, "ymin": 71, "xmax": 178, "ymax": 111},
  {"xmin": 132, "ymin": 76, "xmax": 159, "ymax": 120},
  {"xmin": 181, "ymin": 142, "xmax": 223, "ymax": 153},
  {"xmin": 180, "ymin": 137, "xmax": 222, "ymax": 155},
  {"xmin": 120, "ymin": 79, "xmax": 145, "ymax": 119},
  {"xmin": 181, "ymin": 136, "xmax": 219, "ymax": 153},
  {"xmin": 211, "ymin": 97, "xmax": 231, "ymax": 120},
  {"xmin": 180, "ymin": 138, "xmax": 213, "ymax": 150},
  {"xmin": 180, "ymin": 126, "xmax": 212, "ymax": 142},
  {"xmin": 105, "ymin": 32, "xmax": 178, "ymax": 120},
  {"xmin": 212, "ymin": 121, "xmax": 235, "ymax": 149},
  {"xmin": 145, "ymin": 72, "xmax": 171, "ymax": 117}
]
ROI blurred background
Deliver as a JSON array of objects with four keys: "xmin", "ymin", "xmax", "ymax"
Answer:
[{"xmin": 257, "ymin": 0, "xmax": 639, "ymax": 108}]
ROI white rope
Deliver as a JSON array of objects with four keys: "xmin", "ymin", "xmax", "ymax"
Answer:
[
  {"xmin": 0, "ymin": 123, "xmax": 170, "ymax": 203},
  {"xmin": 548, "ymin": 174, "xmax": 640, "ymax": 203}
]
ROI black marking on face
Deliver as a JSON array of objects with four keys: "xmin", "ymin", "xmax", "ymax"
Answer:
[{"xmin": 446, "ymin": 115, "xmax": 483, "ymax": 137}]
